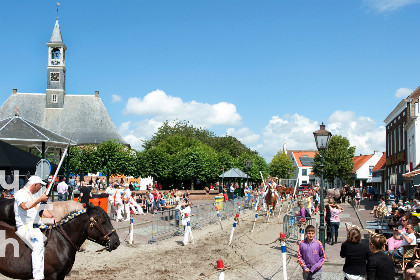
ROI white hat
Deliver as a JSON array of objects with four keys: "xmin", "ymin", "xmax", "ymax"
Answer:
[{"xmin": 27, "ymin": 176, "xmax": 46, "ymax": 186}]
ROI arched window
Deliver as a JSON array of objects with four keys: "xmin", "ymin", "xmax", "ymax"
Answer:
[{"xmin": 51, "ymin": 48, "xmax": 61, "ymax": 65}]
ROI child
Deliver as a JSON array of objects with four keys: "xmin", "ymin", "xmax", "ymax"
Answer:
[{"xmin": 298, "ymin": 225, "xmax": 326, "ymax": 280}]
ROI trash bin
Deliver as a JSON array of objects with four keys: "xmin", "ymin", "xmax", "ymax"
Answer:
[{"xmin": 215, "ymin": 196, "xmax": 224, "ymax": 210}]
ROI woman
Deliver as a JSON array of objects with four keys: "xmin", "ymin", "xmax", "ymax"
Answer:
[
  {"xmin": 354, "ymin": 188, "xmax": 361, "ymax": 208},
  {"xmin": 387, "ymin": 213, "xmax": 410, "ymax": 251},
  {"xmin": 367, "ymin": 235, "xmax": 395, "ymax": 280},
  {"xmin": 340, "ymin": 228, "xmax": 370, "ymax": 280},
  {"xmin": 329, "ymin": 202, "xmax": 344, "ymax": 245},
  {"xmin": 325, "ymin": 198, "xmax": 333, "ymax": 243}
]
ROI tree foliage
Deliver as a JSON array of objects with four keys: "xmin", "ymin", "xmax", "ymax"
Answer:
[
  {"xmin": 269, "ymin": 151, "xmax": 296, "ymax": 179},
  {"xmin": 312, "ymin": 135, "xmax": 355, "ymax": 184}
]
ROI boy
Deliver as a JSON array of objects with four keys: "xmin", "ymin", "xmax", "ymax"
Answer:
[{"xmin": 298, "ymin": 225, "xmax": 326, "ymax": 280}]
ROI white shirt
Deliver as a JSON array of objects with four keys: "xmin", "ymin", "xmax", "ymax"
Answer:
[
  {"xmin": 14, "ymin": 187, "xmax": 41, "ymax": 228},
  {"xmin": 129, "ymin": 196, "xmax": 137, "ymax": 205},
  {"xmin": 57, "ymin": 182, "xmax": 68, "ymax": 194},
  {"xmin": 105, "ymin": 187, "xmax": 114, "ymax": 201},
  {"xmin": 181, "ymin": 206, "xmax": 191, "ymax": 226},
  {"xmin": 123, "ymin": 189, "xmax": 131, "ymax": 201},
  {"xmin": 397, "ymin": 232, "xmax": 416, "ymax": 254},
  {"xmin": 114, "ymin": 189, "xmax": 123, "ymax": 204}
]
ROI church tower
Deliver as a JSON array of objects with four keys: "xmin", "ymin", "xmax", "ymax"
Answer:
[{"xmin": 46, "ymin": 19, "xmax": 66, "ymax": 108}]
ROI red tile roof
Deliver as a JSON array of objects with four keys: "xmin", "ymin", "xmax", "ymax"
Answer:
[
  {"xmin": 292, "ymin": 151, "xmax": 317, "ymax": 167},
  {"xmin": 403, "ymin": 169, "xmax": 420, "ymax": 178},
  {"xmin": 372, "ymin": 152, "xmax": 386, "ymax": 171},
  {"xmin": 352, "ymin": 154, "xmax": 373, "ymax": 173}
]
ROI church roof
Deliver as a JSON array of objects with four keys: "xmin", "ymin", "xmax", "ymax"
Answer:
[
  {"xmin": 0, "ymin": 93, "xmax": 127, "ymax": 146},
  {"xmin": 0, "ymin": 115, "xmax": 75, "ymax": 148},
  {"xmin": 48, "ymin": 20, "xmax": 63, "ymax": 44}
]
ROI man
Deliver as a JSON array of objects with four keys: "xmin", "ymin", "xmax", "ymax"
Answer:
[
  {"xmin": 387, "ymin": 190, "xmax": 396, "ymax": 213},
  {"xmin": 105, "ymin": 183, "xmax": 116, "ymax": 219},
  {"xmin": 123, "ymin": 183, "xmax": 131, "ymax": 221},
  {"xmin": 114, "ymin": 185, "xmax": 124, "ymax": 221},
  {"xmin": 56, "ymin": 177, "xmax": 68, "ymax": 201},
  {"xmin": 387, "ymin": 223, "xmax": 416, "ymax": 259},
  {"xmin": 79, "ymin": 181, "xmax": 92, "ymax": 206},
  {"xmin": 14, "ymin": 176, "xmax": 55, "ymax": 280},
  {"xmin": 68, "ymin": 176, "xmax": 76, "ymax": 200}
]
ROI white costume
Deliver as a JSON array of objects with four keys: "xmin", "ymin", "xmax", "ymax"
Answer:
[
  {"xmin": 181, "ymin": 206, "xmax": 193, "ymax": 245},
  {"xmin": 14, "ymin": 186, "xmax": 45, "ymax": 280},
  {"xmin": 113, "ymin": 188, "xmax": 124, "ymax": 221},
  {"xmin": 105, "ymin": 186, "xmax": 116, "ymax": 219},
  {"xmin": 123, "ymin": 187, "xmax": 131, "ymax": 221},
  {"xmin": 129, "ymin": 196, "xmax": 144, "ymax": 214}
]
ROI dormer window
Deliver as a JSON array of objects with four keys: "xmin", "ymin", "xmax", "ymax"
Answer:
[{"xmin": 52, "ymin": 94, "xmax": 57, "ymax": 103}]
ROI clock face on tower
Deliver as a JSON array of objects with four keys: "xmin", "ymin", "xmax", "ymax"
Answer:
[{"xmin": 51, "ymin": 72, "xmax": 60, "ymax": 82}]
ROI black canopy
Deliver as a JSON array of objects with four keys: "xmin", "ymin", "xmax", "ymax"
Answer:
[{"xmin": 0, "ymin": 140, "xmax": 53, "ymax": 174}]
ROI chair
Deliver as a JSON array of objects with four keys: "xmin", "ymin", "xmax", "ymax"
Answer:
[{"xmin": 391, "ymin": 245, "xmax": 417, "ymax": 271}]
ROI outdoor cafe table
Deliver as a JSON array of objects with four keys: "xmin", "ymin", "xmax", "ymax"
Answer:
[{"xmin": 365, "ymin": 225, "xmax": 389, "ymax": 231}]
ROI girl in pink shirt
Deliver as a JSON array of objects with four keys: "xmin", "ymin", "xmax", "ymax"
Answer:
[{"xmin": 329, "ymin": 203, "xmax": 343, "ymax": 245}]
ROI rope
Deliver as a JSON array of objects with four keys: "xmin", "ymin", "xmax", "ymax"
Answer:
[
  {"xmin": 243, "ymin": 234, "xmax": 280, "ymax": 246},
  {"xmin": 195, "ymin": 241, "xmax": 280, "ymax": 280}
]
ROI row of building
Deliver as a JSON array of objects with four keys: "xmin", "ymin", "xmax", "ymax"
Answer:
[{"xmin": 284, "ymin": 89, "xmax": 420, "ymax": 199}]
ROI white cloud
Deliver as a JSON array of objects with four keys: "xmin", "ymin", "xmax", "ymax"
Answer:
[
  {"xmin": 112, "ymin": 94, "xmax": 122, "ymax": 103},
  {"xmin": 118, "ymin": 119, "xmax": 163, "ymax": 151},
  {"xmin": 259, "ymin": 114, "xmax": 319, "ymax": 160},
  {"xmin": 124, "ymin": 89, "xmax": 242, "ymax": 127},
  {"xmin": 328, "ymin": 111, "xmax": 385, "ymax": 155},
  {"xmin": 395, "ymin": 87, "xmax": 413, "ymax": 99},
  {"xmin": 226, "ymin": 127, "xmax": 260, "ymax": 146},
  {"xmin": 258, "ymin": 112, "xmax": 385, "ymax": 161},
  {"xmin": 364, "ymin": 0, "xmax": 420, "ymax": 13}
]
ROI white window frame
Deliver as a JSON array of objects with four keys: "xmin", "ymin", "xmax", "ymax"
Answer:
[{"xmin": 52, "ymin": 94, "xmax": 57, "ymax": 103}]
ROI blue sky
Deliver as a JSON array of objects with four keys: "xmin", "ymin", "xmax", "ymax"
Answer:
[{"xmin": 1, "ymin": 0, "xmax": 420, "ymax": 161}]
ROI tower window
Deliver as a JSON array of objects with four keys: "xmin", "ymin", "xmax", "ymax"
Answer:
[
  {"xmin": 51, "ymin": 48, "xmax": 61, "ymax": 65},
  {"xmin": 52, "ymin": 94, "xmax": 57, "ymax": 103}
]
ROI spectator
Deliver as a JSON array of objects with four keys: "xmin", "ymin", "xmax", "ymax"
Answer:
[
  {"xmin": 147, "ymin": 190, "xmax": 154, "ymax": 213},
  {"xmin": 387, "ymin": 214, "xmax": 409, "ymax": 251},
  {"xmin": 57, "ymin": 177, "xmax": 68, "ymax": 201},
  {"xmin": 329, "ymin": 202, "xmax": 344, "ymax": 245},
  {"xmin": 386, "ymin": 222, "xmax": 417, "ymax": 259},
  {"xmin": 79, "ymin": 181, "xmax": 92, "ymax": 206},
  {"xmin": 405, "ymin": 259, "xmax": 420, "ymax": 280},
  {"xmin": 340, "ymin": 228, "xmax": 370, "ymax": 280},
  {"xmin": 296, "ymin": 201, "xmax": 307, "ymax": 218},
  {"xmin": 367, "ymin": 235, "xmax": 395, "ymax": 280},
  {"xmin": 325, "ymin": 198, "xmax": 333, "ymax": 244},
  {"xmin": 183, "ymin": 190, "xmax": 190, "ymax": 203},
  {"xmin": 68, "ymin": 176, "xmax": 76, "ymax": 200},
  {"xmin": 298, "ymin": 224, "xmax": 326, "ymax": 280}
]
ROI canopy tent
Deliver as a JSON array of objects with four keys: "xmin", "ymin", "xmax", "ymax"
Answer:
[
  {"xmin": 219, "ymin": 168, "xmax": 249, "ymax": 179},
  {"xmin": 0, "ymin": 139, "xmax": 57, "ymax": 175}
]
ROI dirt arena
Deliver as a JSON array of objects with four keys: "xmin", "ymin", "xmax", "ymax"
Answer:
[{"xmin": 66, "ymin": 209, "xmax": 299, "ymax": 280}]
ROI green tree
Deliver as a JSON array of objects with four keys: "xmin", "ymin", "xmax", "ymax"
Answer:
[
  {"xmin": 69, "ymin": 145, "xmax": 99, "ymax": 175},
  {"xmin": 94, "ymin": 140, "xmax": 137, "ymax": 184},
  {"xmin": 269, "ymin": 151, "xmax": 296, "ymax": 179},
  {"xmin": 136, "ymin": 146, "xmax": 173, "ymax": 185},
  {"xmin": 173, "ymin": 143, "xmax": 218, "ymax": 189},
  {"xmin": 312, "ymin": 135, "xmax": 355, "ymax": 184}
]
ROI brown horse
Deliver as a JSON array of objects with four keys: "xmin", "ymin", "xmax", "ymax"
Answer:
[
  {"xmin": 276, "ymin": 186, "xmax": 294, "ymax": 197},
  {"xmin": 265, "ymin": 187, "xmax": 278, "ymax": 214},
  {"xmin": 0, "ymin": 203, "xmax": 119, "ymax": 280}
]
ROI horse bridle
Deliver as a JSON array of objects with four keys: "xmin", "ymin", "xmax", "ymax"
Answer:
[{"xmin": 87, "ymin": 215, "xmax": 116, "ymax": 250}]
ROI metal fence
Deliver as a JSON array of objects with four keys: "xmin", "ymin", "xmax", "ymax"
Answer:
[
  {"xmin": 143, "ymin": 196, "xmax": 252, "ymax": 243},
  {"xmin": 282, "ymin": 212, "xmax": 318, "ymax": 242}
]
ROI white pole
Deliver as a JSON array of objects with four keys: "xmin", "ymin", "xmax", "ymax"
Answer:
[
  {"xmin": 216, "ymin": 207, "xmax": 223, "ymax": 230},
  {"xmin": 188, "ymin": 221, "xmax": 194, "ymax": 244},
  {"xmin": 44, "ymin": 145, "xmax": 69, "ymax": 196},
  {"xmin": 217, "ymin": 259, "xmax": 224, "ymax": 280},
  {"xmin": 251, "ymin": 213, "xmax": 258, "ymax": 232},
  {"xmin": 129, "ymin": 218, "xmax": 134, "ymax": 244},
  {"xmin": 228, "ymin": 222, "xmax": 237, "ymax": 245},
  {"xmin": 278, "ymin": 202, "xmax": 283, "ymax": 218},
  {"xmin": 281, "ymin": 239, "xmax": 287, "ymax": 280}
]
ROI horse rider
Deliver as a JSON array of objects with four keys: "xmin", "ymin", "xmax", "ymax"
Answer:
[{"xmin": 14, "ymin": 175, "xmax": 56, "ymax": 280}]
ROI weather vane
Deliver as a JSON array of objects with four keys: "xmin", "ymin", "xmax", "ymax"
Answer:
[{"xmin": 56, "ymin": 2, "xmax": 60, "ymax": 20}]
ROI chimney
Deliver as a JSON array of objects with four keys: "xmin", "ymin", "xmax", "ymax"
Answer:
[
  {"xmin": 12, "ymin": 89, "xmax": 17, "ymax": 94},
  {"xmin": 95, "ymin": 91, "xmax": 99, "ymax": 97}
]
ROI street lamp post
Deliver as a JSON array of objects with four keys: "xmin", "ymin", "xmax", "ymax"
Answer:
[
  {"xmin": 246, "ymin": 159, "xmax": 252, "ymax": 187},
  {"xmin": 313, "ymin": 122, "xmax": 332, "ymax": 249}
]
